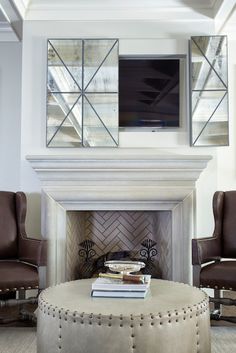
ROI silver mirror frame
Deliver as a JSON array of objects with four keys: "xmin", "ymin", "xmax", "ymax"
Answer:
[
  {"xmin": 46, "ymin": 38, "xmax": 119, "ymax": 148},
  {"xmin": 189, "ymin": 35, "xmax": 229, "ymax": 147}
]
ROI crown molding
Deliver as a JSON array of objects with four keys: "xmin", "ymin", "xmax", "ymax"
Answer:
[{"xmin": 25, "ymin": 1, "xmax": 214, "ymax": 22}]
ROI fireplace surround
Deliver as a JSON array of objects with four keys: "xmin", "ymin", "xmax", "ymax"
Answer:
[{"xmin": 27, "ymin": 149, "xmax": 211, "ymax": 286}]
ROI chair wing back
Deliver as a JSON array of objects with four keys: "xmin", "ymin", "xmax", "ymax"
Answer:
[
  {"xmin": 0, "ymin": 191, "xmax": 18, "ymax": 259},
  {"xmin": 222, "ymin": 191, "xmax": 236, "ymax": 258}
]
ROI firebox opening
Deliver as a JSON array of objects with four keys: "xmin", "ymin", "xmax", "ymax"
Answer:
[{"xmin": 66, "ymin": 210, "xmax": 172, "ymax": 281}]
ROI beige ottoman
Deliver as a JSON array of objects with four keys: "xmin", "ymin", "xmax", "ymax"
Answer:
[{"xmin": 37, "ymin": 279, "xmax": 210, "ymax": 353}]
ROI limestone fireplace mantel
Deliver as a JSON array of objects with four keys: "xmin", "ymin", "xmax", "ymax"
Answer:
[{"xmin": 27, "ymin": 150, "xmax": 212, "ymax": 286}]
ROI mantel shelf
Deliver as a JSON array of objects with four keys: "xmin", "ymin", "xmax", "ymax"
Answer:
[{"xmin": 26, "ymin": 152, "xmax": 212, "ymax": 185}]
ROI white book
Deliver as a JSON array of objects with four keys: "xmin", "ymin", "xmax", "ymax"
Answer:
[
  {"xmin": 91, "ymin": 288, "xmax": 149, "ymax": 298},
  {"xmin": 92, "ymin": 275, "xmax": 151, "ymax": 292}
]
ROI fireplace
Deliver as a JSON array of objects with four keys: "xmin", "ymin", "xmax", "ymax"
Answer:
[
  {"xmin": 67, "ymin": 210, "xmax": 171, "ymax": 280},
  {"xmin": 27, "ymin": 149, "xmax": 211, "ymax": 286}
]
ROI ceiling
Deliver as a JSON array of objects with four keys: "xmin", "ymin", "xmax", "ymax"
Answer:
[
  {"xmin": 0, "ymin": 0, "xmax": 235, "ymax": 41},
  {"xmin": 0, "ymin": 8, "xmax": 7, "ymax": 21}
]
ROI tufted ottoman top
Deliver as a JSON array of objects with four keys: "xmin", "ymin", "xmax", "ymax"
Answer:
[
  {"xmin": 38, "ymin": 279, "xmax": 210, "ymax": 353},
  {"xmin": 39, "ymin": 278, "xmax": 208, "ymax": 316}
]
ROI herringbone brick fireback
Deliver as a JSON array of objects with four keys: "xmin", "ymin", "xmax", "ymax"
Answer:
[{"xmin": 66, "ymin": 211, "xmax": 172, "ymax": 280}]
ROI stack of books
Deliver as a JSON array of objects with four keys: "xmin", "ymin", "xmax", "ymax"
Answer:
[{"xmin": 91, "ymin": 274, "xmax": 151, "ymax": 298}]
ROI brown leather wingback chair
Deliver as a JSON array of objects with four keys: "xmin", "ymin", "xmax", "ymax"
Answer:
[
  {"xmin": 0, "ymin": 191, "xmax": 46, "ymax": 322},
  {"xmin": 192, "ymin": 190, "xmax": 236, "ymax": 322}
]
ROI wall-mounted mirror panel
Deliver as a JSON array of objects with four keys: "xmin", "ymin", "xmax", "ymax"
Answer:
[
  {"xmin": 190, "ymin": 35, "xmax": 229, "ymax": 146},
  {"xmin": 47, "ymin": 39, "xmax": 119, "ymax": 147}
]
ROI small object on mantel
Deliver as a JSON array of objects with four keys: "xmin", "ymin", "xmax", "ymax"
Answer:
[{"xmin": 99, "ymin": 273, "xmax": 145, "ymax": 284}]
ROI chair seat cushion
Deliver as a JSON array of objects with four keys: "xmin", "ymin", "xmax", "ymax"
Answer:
[
  {"xmin": 200, "ymin": 260, "xmax": 236, "ymax": 290},
  {"xmin": 0, "ymin": 261, "xmax": 38, "ymax": 292}
]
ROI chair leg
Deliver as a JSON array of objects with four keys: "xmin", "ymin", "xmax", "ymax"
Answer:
[
  {"xmin": 0, "ymin": 291, "xmax": 17, "ymax": 325},
  {"xmin": 192, "ymin": 265, "xmax": 201, "ymax": 287},
  {"xmin": 18, "ymin": 289, "xmax": 26, "ymax": 300},
  {"xmin": 210, "ymin": 290, "xmax": 221, "ymax": 321},
  {"xmin": 210, "ymin": 290, "xmax": 236, "ymax": 324},
  {"xmin": 18, "ymin": 289, "xmax": 26, "ymax": 312},
  {"xmin": 214, "ymin": 289, "xmax": 221, "ymax": 311},
  {"xmin": 18, "ymin": 289, "xmax": 38, "ymax": 323},
  {"xmin": 0, "ymin": 291, "xmax": 38, "ymax": 324}
]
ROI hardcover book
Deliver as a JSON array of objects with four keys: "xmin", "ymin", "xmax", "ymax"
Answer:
[
  {"xmin": 91, "ymin": 288, "xmax": 149, "ymax": 298},
  {"xmin": 91, "ymin": 275, "xmax": 151, "ymax": 292}
]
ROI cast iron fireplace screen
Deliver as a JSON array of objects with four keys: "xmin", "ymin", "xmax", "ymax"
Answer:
[
  {"xmin": 77, "ymin": 238, "xmax": 160, "ymax": 279},
  {"xmin": 47, "ymin": 39, "xmax": 119, "ymax": 147}
]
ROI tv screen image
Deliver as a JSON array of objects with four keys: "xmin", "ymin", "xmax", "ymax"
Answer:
[{"xmin": 119, "ymin": 57, "xmax": 180, "ymax": 129}]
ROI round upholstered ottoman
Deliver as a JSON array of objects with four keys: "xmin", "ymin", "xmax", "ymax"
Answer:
[{"xmin": 37, "ymin": 279, "xmax": 210, "ymax": 353}]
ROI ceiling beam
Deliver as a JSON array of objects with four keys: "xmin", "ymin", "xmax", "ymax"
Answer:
[
  {"xmin": 11, "ymin": 0, "xmax": 29, "ymax": 19},
  {"xmin": 0, "ymin": 0, "xmax": 23, "ymax": 40},
  {"xmin": 214, "ymin": 0, "xmax": 236, "ymax": 34}
]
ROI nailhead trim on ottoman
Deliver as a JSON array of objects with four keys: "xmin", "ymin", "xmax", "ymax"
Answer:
[{"xmin": 37, "ymin": 279, "xmax": 211, "ymax": 353}]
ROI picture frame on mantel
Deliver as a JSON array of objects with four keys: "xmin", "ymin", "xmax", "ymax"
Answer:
[
  {"xmin": 189, "ymin": 35, "xmax": 229, "ymax": 147},
  {"xmin": 46, "ymin": 38, "xmax": 119, "ymax": 148}
]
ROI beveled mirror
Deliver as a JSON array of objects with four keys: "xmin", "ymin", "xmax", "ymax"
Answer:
[
  {"xmin": 47, "ymin": 39, "xmax": 119, "ymax": 147},
  {"xmin": 189, "ymin": 35, "xmax": 229, "ymax": 146}
]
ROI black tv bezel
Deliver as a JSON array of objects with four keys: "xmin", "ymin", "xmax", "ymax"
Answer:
[{"xmin": 118, "ymin": 55, "xmax": 185, "ymax": 132}]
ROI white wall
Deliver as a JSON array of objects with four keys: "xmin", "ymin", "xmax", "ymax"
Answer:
[
  {"xmin": 19, "ymin": 20, "xmax": 220, "ymax": 237},
  {"xmin": 0, "ymin": 42, "xmax": 21, "ymax": 191},
  {"xmin": 0, "ymin": 19, "xmax": 235, "ymax": 273},
  {"xmin": 217, "ymin": 40, "xmax": 236, "ymax": 191},
  {"xmin": 0, "ymin": 42, "xmax": 41, "ymax": 237}
]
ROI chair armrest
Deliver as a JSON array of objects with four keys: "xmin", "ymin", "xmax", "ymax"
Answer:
[
  {"xmin": 192, "ymin": 236, "xmax": 221, "ymax": 265},
  {"xmin": 15, "ymin": 191, "xmax": 47, "ymax": 267},
  {"xmin": 19, "ymin": 236, "xmax": 47, "ymax": 267}
]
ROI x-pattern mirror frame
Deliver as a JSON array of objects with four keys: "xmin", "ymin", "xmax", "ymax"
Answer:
[
  {"xmin": 189, "ymin": 35, "xmax": 229, "ymax": 147},
  {"xmin": 47, "ymin": 38, "xmax": 119, "ymax": 147}
]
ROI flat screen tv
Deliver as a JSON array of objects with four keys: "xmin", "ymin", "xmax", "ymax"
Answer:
[{"xmin": 119, "ymin": 57, "xmax": 180, "ymax": 129}]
